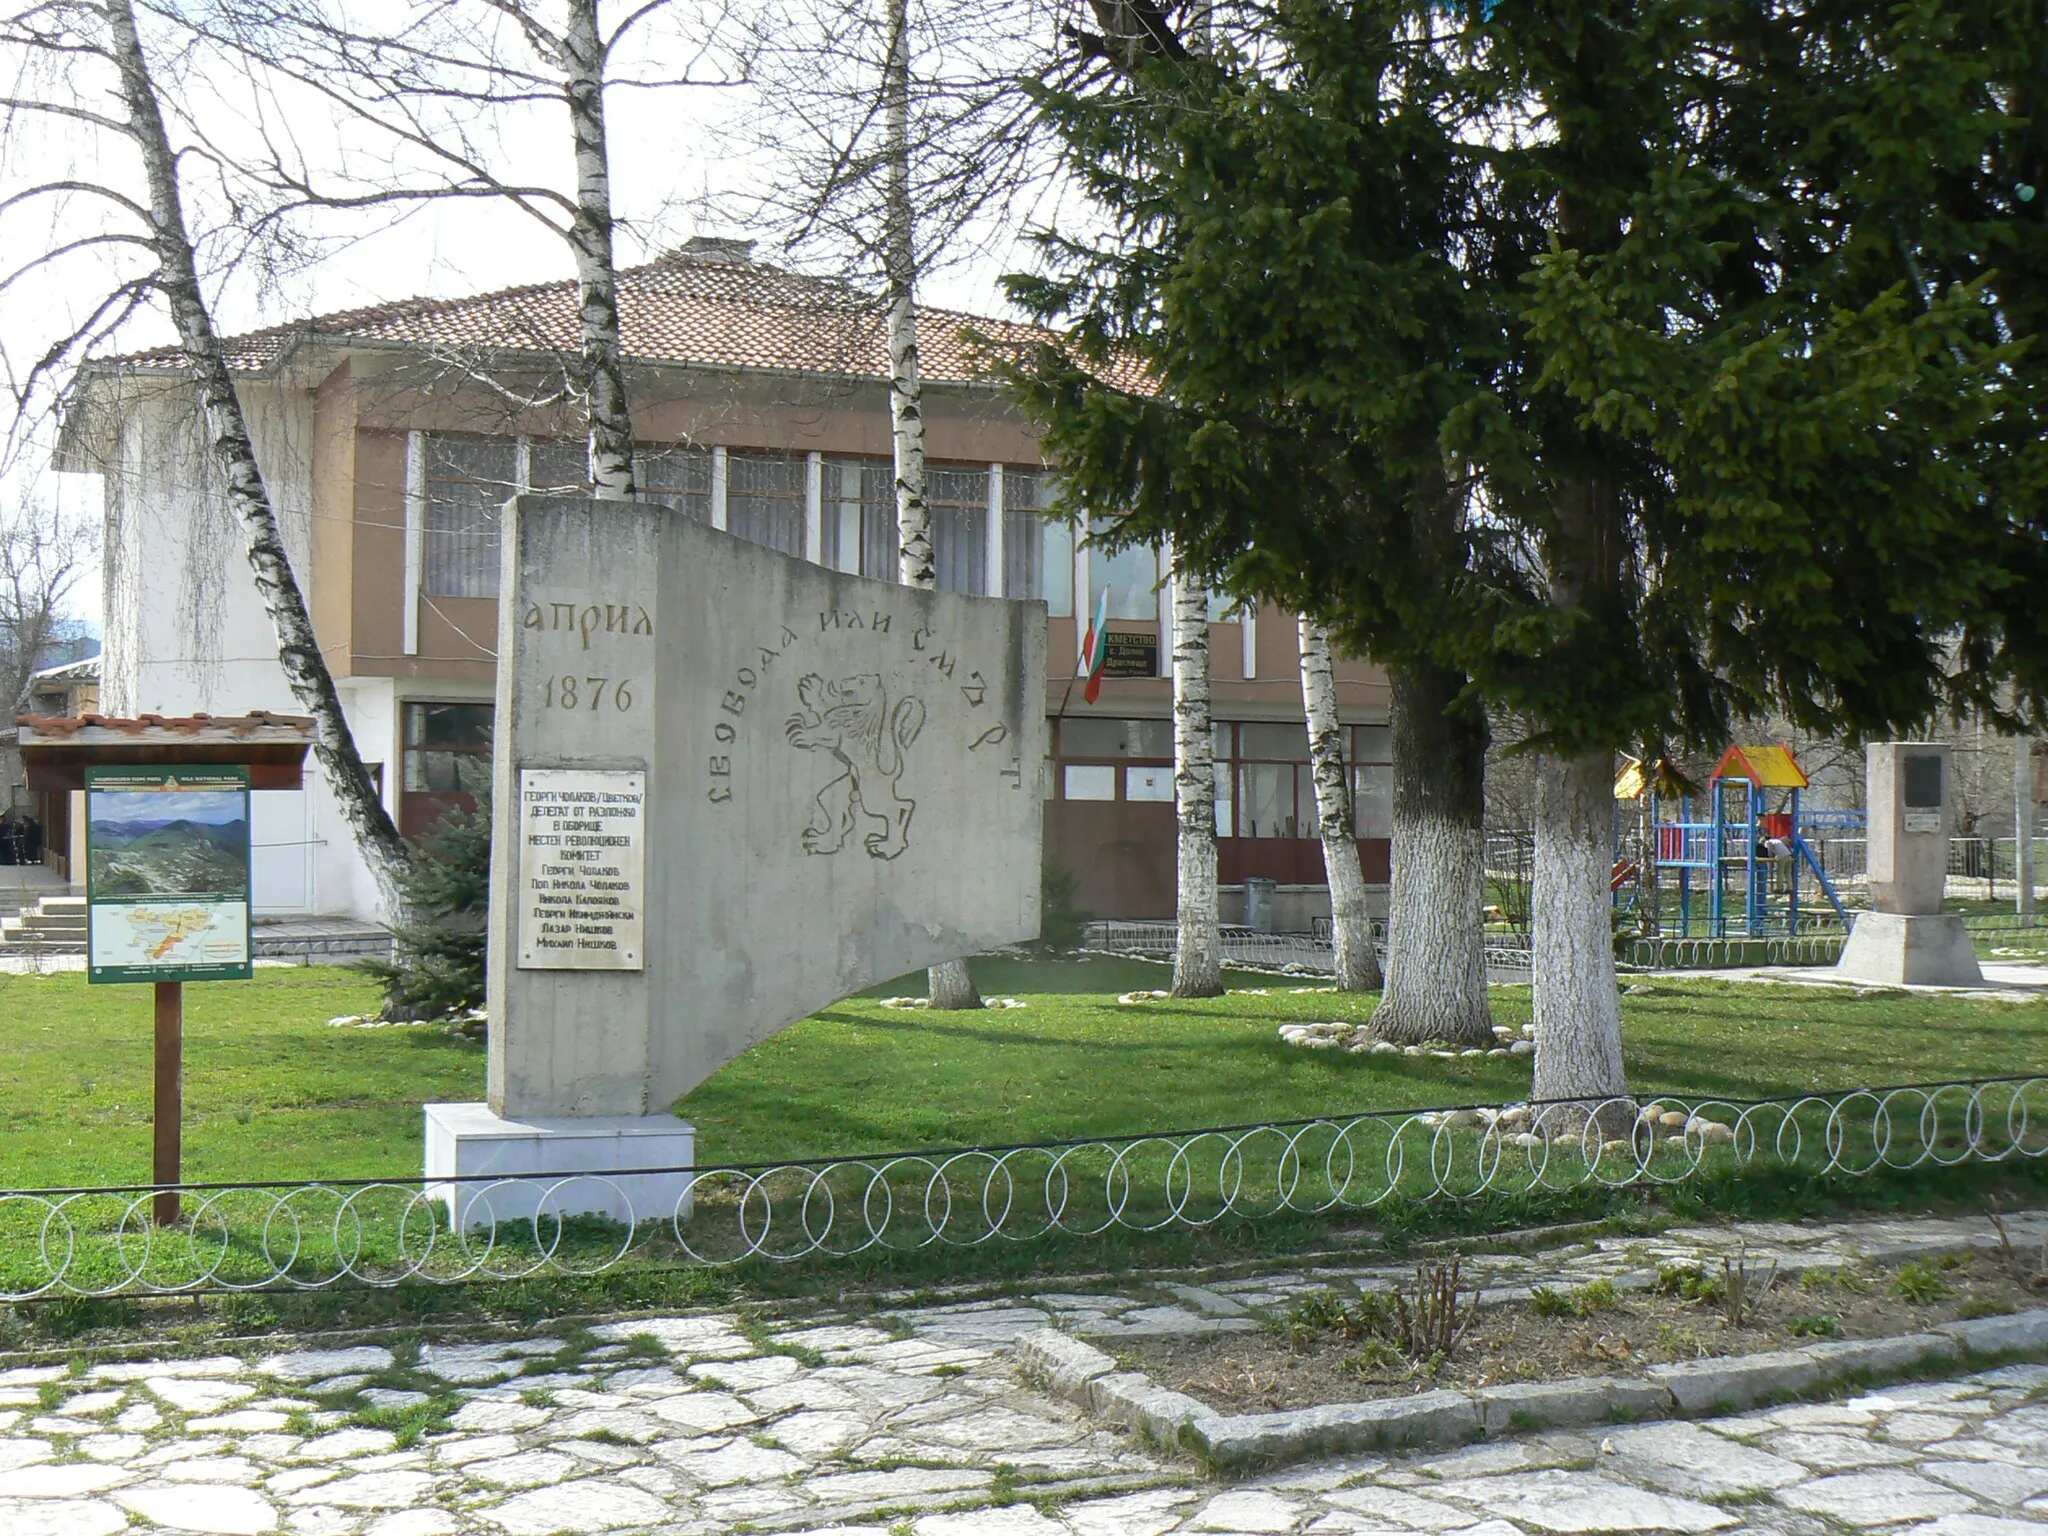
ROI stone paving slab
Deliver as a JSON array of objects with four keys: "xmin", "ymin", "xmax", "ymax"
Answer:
[{"xmin": 2, "ymin": 1211, "xmax": 2045, "ymax": 1533}]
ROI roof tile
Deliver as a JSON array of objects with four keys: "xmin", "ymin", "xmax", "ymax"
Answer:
[{"xmin": 112, "ymin": 256, "xmax": 1052, "ymax": 387}]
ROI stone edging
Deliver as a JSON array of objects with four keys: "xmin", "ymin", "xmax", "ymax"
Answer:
[{"xmin": 1015, "ymin": 1307, "xmax": 2048, "ymax": 1471}]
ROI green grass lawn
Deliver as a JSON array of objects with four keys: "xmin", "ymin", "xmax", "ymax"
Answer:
[
  {"xmin": 3, "ymin": 956, "xmax": 2044, "ymax": 1189},
  {"xmin": 0, "ymin": 967, "xmax": 470, "ymax": 1188}
]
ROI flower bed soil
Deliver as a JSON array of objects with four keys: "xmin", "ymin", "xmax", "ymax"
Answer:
[{"xmin": 1120, "ymin": 1250, "xmax": 2042, "ymax": 1414}]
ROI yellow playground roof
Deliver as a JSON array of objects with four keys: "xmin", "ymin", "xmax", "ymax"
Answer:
[{"xmin": 1712, "ymin": 743, "xmax": 1810, "ymax": 789}]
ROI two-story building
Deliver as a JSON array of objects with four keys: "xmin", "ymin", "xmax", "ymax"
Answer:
[{"xmin": 54, "ymin": 241, "xmax": 1392, "ymax": 925}]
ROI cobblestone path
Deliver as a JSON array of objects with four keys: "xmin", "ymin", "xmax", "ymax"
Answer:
[{"xmin": 1, "ymin": 1213, "xmax": 2044, "ymax": 1535}]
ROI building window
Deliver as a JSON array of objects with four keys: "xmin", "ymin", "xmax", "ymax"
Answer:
[
  {"xmin": 1053, "ymin": 717, "xmax": 1171, "ymax": 806},
  {"xmin": 1004, "ymin": 470, "xmax": 1074, "ymax": 617},
  {"xmin": 825, "ymin": 459, "xmax": 994, "ymax": 594},
  {"xmin": 424, "ymin": 436, "xmax": 517, "ymax": 598},
  {"xmin": 820, "ymin": 458, "xmax": 895, "ymax": 577},
  {"xmin": 1088, "ymin": 516, "xmax": 1160, "ymax": 620},
  {"xmin": 528, "ymin": 440, "xmax": 589, "ymax": 494},
  {"xmin": 1210, "ymin": 721, "xmax": 1309, "ymax": 840},
  {"xmin": 1125, "ymin": 764, "xmax": 1173, "ymax": 802},
  {"xmin": 1060, "ymin": 717, "xmax": 1171, "ymax": 758},
  {"xmin": 1063, "ymin": 764, "xmax": 1116, "ymax": 800},
  {"xmin": 726, "ymin": 452, "xmax": 806, "ymax": 556},
  {"xmin": 1353, "ymin": 724, "xmax": 1393, "ymax": 839},
  {"xmin": 642, "ymin": 445, "xmax": 712, "ymax": 521},
  {"xmin": 401, "ymin": 701, "xmax": 493, "ymax": 838},
  {"xmin": 927, "ymin": 467, "xmax": 988, "ymax": 595}
]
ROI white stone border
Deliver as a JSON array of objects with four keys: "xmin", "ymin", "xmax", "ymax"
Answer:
[{"xmin": 1015, "ymin": 1307, "xmax": 2048, "ymax": 1471}]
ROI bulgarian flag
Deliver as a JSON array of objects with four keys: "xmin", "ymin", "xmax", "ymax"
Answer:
[{"xmin": 1078, "ymin": 583, "xmax": 1113, "ymax": 704}]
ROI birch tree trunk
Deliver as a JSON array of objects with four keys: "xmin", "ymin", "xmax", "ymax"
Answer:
[
  {"xmin": 561, "ymin": 0, "xmax": 635, "ymax": 499},
  {"xmin": 1299, "ymin": 618, "xmax": 1381, "ymax": 991},
  {"xmin": 1171, "ymin": 566, "xmax": 1222, "ymax": 996},
  {"xmin": 1368, "ymin": 664, "xmax": 1491, "ymax": 1043},
  {"xmin": 878, "ymin": 0, "xmax": 975, "ymax": 1008},
  {"xmin": 1530, "ymin": 748, "xmax": 1630, "ymax": 1130},
  {"xmin": 105, "ymin": 0, "xmax": 412, "ymax": 921}
]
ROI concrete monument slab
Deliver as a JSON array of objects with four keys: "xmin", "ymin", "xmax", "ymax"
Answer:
[
  {"xmin": 1838, "ymin": 743, "xmax": 1982, "ymax": 987},
  {"xmin": 427, "ymin": 496, "xmax": 1046, "ymax": 1220}
]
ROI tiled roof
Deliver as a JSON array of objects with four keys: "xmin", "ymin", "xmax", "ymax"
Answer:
[
  {"xmin": 15, "ymin": 711, "xmax": 315, "ymax": 740},
  {"xmin": 109, "ymin": 254, "xmax": 1053, "ymax": 387}
]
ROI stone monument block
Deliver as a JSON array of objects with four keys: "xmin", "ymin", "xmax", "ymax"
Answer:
[
  {"xmin": 1837, "ymin": 741, "xmax": 1982, "ymax": 987},
  {"xmin": 426, "ymin": 497, "xmax": 1046, "ymax": 1222},
  {"xmin": 1866, "ymin": 742, "xmax": 1949, "ymax": 915}
]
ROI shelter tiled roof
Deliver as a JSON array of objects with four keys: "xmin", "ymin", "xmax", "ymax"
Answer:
[
  {"xmin": 15, "ymin": 712, "xmax": 314, "ymax": 740},
  {"xmin": 111, "ymin": 252, "xmax": 1052, "ymax": 387}
]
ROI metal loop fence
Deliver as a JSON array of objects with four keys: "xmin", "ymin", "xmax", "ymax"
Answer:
[
  {"xmin": 1083, "ymin": 922, "xmax": 1536, "ymax": 982},
  {"xmin": 3, "ymin": 1077, "xmax": 2042, "ymax": 1300}
]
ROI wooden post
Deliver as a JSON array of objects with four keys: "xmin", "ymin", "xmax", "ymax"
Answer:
[{"xmin": 154, "ymin": 980, "xmax": 182, "ymax": 1226}]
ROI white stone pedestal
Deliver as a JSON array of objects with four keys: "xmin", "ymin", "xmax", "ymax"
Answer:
[
  {"xmin": 1835, "ymin": 912, "xmax": 1985, "ymax": 987},
  {"xmin": 424, "ymin": 1103, "xmax": 696, "ymax": 1230}
]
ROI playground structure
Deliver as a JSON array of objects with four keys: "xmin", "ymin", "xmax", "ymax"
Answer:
[{"xmin": 1618, "ymin": 744, "xmax": 1860, "ymax": 938}]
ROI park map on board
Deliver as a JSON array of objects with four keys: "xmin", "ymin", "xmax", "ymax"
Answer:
[{"xmin": 85, "ymin": 767, "xmax": 254, "ymax": 983}]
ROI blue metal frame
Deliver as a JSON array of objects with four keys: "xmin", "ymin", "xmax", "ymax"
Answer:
[{"xmin": 1643, "ymin": 771, "xmax": 1860, "ymax": 938}]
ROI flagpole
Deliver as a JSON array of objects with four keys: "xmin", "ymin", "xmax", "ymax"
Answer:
[{"xmin": 1057, "ymin": 581, "xmax": 1111, "ymax": 728}]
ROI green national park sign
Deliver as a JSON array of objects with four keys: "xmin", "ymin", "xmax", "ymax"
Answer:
[{"xmin": 85, "ymin": 765, "xmax": 254, "ymax": 984}]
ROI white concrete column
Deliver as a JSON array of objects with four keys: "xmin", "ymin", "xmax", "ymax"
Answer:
[
  {"xmin": 986, "ymin": 463, "xmax": 1005, "ymax": 598},
  {"xmin": 1156, "ymin": 546, "xmax": 1173, "ymax": 676},
  {"xmin": 710, "ymin": 446, "xmax": 728, "ymax": 531},
  {"xmin": 835, "ymin": 471, "xmax": 860, "ymax": 573},
  {"xmin": 2021, "ymin": 737, "xmax": 2038, "ymax": 922},
  {"xmin": 1073, "ymin": 531, "xmax": 1091, "ymax": 637},
  {"xmin": 1240, "ymin": 603, "xmax": 1258, "ymax": 679},
  {"xmin": 403, "ymin": 430, "xmax": 425, "ymax": 657},
  {"xmin": 805, "ymin": 451, "xmax": 824, "ymax": 565},
  {"xmin": 514, "ymin": 435, "xmax": 533, "ymax": 492}
]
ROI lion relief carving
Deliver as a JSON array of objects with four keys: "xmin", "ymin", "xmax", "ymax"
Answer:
[{"xmin": 784, "ymin": 673, "xmax": 927, "ymax": 860}]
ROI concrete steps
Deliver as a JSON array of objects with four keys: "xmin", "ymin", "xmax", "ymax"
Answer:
[{"xmin": 0, "ymin": 894, "xmax": 87, "ymax": 955}]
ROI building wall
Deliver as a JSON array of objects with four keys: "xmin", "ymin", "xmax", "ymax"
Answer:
[
  {"xmin": 84, "ymin": 351, "xmax": 1393, "ymax": 927},
  {"xmin": 89, "ymin": 379, "xmax": 379, "ymax": 917}
]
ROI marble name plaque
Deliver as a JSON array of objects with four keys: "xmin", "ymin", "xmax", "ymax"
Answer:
[{"xmin": 516, "ymin": 768, "xmax": 646, "ymax": 970}]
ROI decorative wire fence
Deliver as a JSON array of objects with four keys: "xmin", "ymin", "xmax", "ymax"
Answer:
[
  {"xmin": 1085, "ymin": 921, "xmax": 1355, "ymax": 976},
  {"xmin": 4, "ymin": 1077, "xmax": 2043, "ymax": 1299},
  {"xmin": 1082, "ymin": 922, "xmax": 1536, "ymax": 982},
  {"xmin": 1086, "ymin": 916, "xmax": 2039, "ymax": 978},
  {"xmin": 1616, "ymin": 912, "xmax": 2047, "ymax": 971}
]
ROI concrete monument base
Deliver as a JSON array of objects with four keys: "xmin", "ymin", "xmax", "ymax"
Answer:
[
  {"xmin": 423, "ymin": 1103, "xmax": 695, "ymax": 1230},
  {"xmin": 1835, "ymin": 912, "xmax": 1985, "ymax": 987}
]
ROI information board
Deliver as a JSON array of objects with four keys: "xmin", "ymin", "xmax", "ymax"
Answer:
[
  {"xmin": 85, "ymin": 765, "xmax": 253, "ymax": 983},
  {"xmin": 516, "ymin": 768, "xmax": 646, "ymax": 969}
]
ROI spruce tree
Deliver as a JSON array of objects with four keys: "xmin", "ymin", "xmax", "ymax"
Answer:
[
  {"xmin": 365, "ymin": 787, "xmax": 491, "ymax": 1025},
  {"xmin": 1008, "ymin": 0, "xmax": 2023, "ymax": 1113}
]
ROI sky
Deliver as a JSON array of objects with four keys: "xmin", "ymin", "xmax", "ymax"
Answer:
[{"xmin": 2, "ymin": 0, "xmax": 1072, "ymax": 630}]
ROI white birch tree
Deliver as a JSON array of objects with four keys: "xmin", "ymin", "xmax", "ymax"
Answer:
[
  {"xmin": 0, "ymin": 0, "xmax": 414, "ymax": 916},
  {"xmin": 872, "ymin": 0, "xmax": 977, "ymax": 1008},
  {"xmin": 733, "ymin": 0, "xmax": 1064, "ymax": 1008},
  {"xmin": 1299, "ymin": 618, "xmax": 1381, "ymax": 992},
  {"xmin": 194, "ymin": 0, "xmax": 737, "ymax": 498},
  {"xmin": 1170, "ymin": 565, "xmax": 1220, "ymax": 996}
]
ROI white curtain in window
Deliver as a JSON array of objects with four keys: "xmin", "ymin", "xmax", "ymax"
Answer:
[
  {"xmin": 424, "ymin": 436, "xmax": 516, "ymax": 598},
  {"xmin": 726, "ymin": 453, "xmax": 806, "ymax": 556},
  {"xmin": 1088, "ymin": 517, "xmax": 1160, "ymax": 620}
]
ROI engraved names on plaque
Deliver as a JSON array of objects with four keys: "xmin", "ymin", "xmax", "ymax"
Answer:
[{"xmin": 516, "ymin": 768, "xmax": 646, "ymax": 969}]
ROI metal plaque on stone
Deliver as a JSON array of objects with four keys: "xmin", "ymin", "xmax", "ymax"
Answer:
[{"xmin": 516, "ymin": 767, "xmax": 645, "ymax": 970}]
